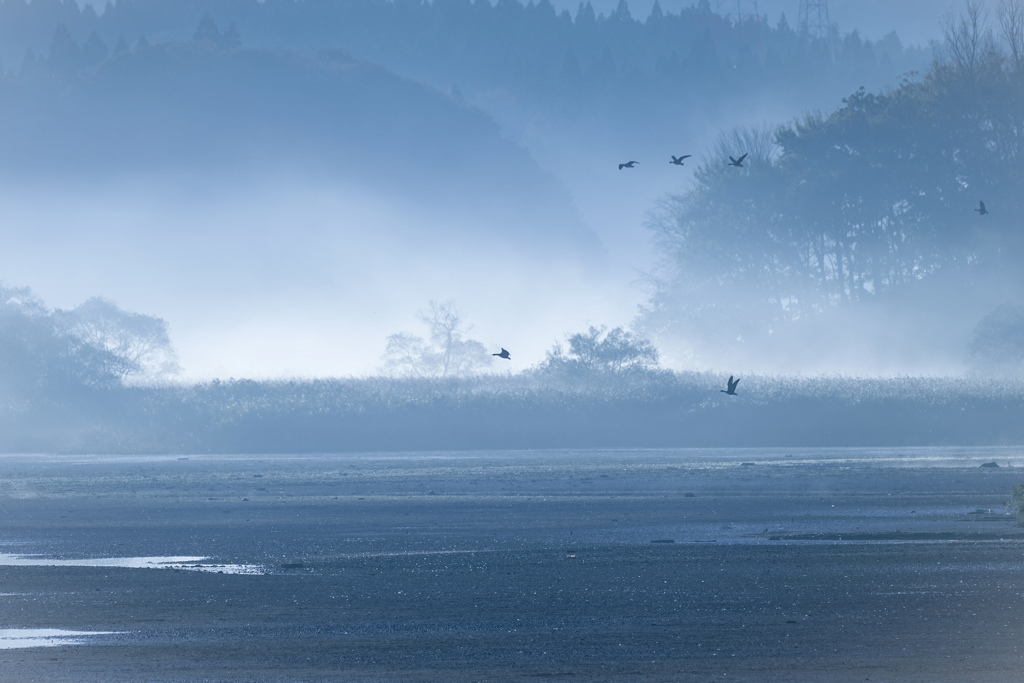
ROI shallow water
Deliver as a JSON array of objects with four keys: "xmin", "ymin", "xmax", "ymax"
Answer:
[{"xmin": 1, "ymin": 448, "xmax": 1022, "ymax": 680}]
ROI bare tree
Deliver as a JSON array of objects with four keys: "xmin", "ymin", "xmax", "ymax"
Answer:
[
  {"xmin": 381, "ymin": 301, "xmax": 492, "ymax": 378},
  {"xmin": 421, "ymin": 301, "xmax": 468, "ymax": 378},
  {"xmin": 941, "ymin": 1, "xmax": 998, "ymax": 80},
  {"xmin": 380, "ymin": 332, "xmax": 432, "ymax": 378},
  {"xmin": 998, "ymin": 0, "xmax": 1024, "ymax": 71},
  {"xmin": 57, "ymin": 297, "xmax": 181, "ymax": 383},
  {"xmin": 707, "ymin": 123, "xmax": 780, "ymax": 169}
]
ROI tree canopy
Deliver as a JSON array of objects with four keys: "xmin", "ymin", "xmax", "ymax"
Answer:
[
  {"xmin": 643, "ymin": 1, "xmax": 1024, "ymax": 365},
  {"xmin": 537, "ymin": 325, "xmax": 661, "ymax": 387},
  {"xmin": 0, "ymin": 283, "xmax": 179, "ymax": 401},
  {"xmin": 381, "ymin": 301, "xmax": 493, "ymax": 379}
]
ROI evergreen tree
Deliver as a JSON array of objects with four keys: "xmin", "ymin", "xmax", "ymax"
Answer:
[
  {"xmin": 648, "ymin": 1, "xmax": 664, "ymax": 25},
  {"xmin": 47, "ymin": 22, "xmax": 80, "ymax": 72},
  {"xmin": 80, "ymin": 30, "xmax": 109, "ymax": 66},
  {"xmin": 609, "ymin": 0, "xmax": 632, "ymax": 24},
  {"xmin": 193, "ymin": 14, "xmax": 223, "ymax": 47}
]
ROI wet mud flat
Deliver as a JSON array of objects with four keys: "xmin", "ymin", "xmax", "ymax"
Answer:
[{"xmin": 1, "ymin": 448, "xmax": 1023, "ymax": 681}]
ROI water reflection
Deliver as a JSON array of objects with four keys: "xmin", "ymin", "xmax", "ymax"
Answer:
[
  {"xmin": 0, "ymin": 629, "xmax": 122, "ymax": 650},
  {"xmin": 0, "ymin": 554, "xmax": 264, "ymax": 574}
]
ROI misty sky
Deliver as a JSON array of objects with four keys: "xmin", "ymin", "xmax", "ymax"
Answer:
[{"xmin": 11, "ymin": 0, "xmax": 987, "ymax": 379}]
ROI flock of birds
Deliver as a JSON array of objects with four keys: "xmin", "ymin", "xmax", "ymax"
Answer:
[
  {"xmin": 485, "ymin": 157, "xmax": 993, "ymax": 398},
  {"xmin": 618, "ymin": 155, "xmax": 992, "ymax": 221},
  {"xmin": 617, "ymin": 153, "xmax": 748, "ymax": 170}
]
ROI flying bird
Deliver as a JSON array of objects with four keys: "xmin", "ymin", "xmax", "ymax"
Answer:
[
  {"xmin": 976, "ymin": 200, "xmax": 988, "ymax": 215},
  {"xmin": 493, "ymin": 348, "xmax": 511, "ymax": 360},
  {"xmin": 669, "ymin": 155, "xmax": 692, "ymax": 166},
  {"xmin": 618, "ymin": 161, "xmax": 639, "ymax": 170},
  {"xmin": 720, "ymin": 375, "xmax": 740, "ymax": 395},
  {"xmin": 728, "ymin": 154, "xmax": 748, "ymax": 168}
]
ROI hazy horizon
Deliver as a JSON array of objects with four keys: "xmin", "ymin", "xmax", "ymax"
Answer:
[{"xmin": 3, "ymin": 0, "xmax": 1015, "ymax": 380}]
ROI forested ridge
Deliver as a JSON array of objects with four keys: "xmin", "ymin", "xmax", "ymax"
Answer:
[
  {"xmin": 3, "ymin": 2, "xmax": 1024, "ymax": 452},
  {"xmin": 0, "ymin": 0, "xmax": 926, "ymax": 143},
  {"xmin": 4, "ymin": 282, "xmax": 1024, "ymax": 453},
  {"xmin": 643, "ymin": 3, "xmax": 1024, "ymax": 371}
]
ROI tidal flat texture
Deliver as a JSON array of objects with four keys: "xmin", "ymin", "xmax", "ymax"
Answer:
[{"xmin": 1, "ymin": 448, "xmax": 1023, "ymax": 681}]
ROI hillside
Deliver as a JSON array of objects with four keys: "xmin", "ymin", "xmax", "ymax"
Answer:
[{"xmin": 1, "ymin": 41, "xmax": 599, "ymax": 257}]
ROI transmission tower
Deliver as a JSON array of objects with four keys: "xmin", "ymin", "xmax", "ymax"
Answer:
[
  {"xmin": 725, "ymin": 0, "xmax": 760, "ymax": 24},
  {"xmin": 798, "ymin": 0, "xmax": 831, "ymax": 40}
]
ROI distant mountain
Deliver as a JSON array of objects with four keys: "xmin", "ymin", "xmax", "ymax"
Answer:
[
  {"xmin": 0, "ymin": 41, "xmax": 601, "ymax": 259},
  {"xmin": 0, "ymin": 1, "xmax": 931, "ymax": 152}
]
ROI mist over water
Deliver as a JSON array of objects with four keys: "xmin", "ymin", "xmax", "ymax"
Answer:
[
  {"xmin": 3, "ymin": 6, "xmax": 1024, "ymax": 679},
  {"xmin": 1, "ymin": 0, "xmax": 1018, "ymax": 382},
  {"xmin": 0, "ymin": 174, "xmax": 629, "ymax": 378}
]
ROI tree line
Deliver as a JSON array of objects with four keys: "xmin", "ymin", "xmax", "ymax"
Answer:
[
  {"xmin": 642, "ymin": 1, "xmax": 1024, "ymax": 370},
  {"xmin": 5, "ymin": 284, "xmax": 1024, "ymax": 452},
  {"xmin": 2, "ymin": 0, "xmax": 926, "ymax": 135},
  {"xmin": 0, "ymin": 282, "xmax": 178, "ymax": 401},
  {"xmin": 381, "ymin": 300, "xmax": 661, "ymax": 387}
]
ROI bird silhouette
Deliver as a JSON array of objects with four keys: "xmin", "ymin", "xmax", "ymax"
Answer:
[
  {"xmin": 618, "ymin": 161, "xmax": 639, "ymax": 170},
  {"xmin": 728, "ymin": 154, "xmax": 748, "ymax": 168},
  {"xmin": 669, "ymin": 155, "xmax": 692, "ymax": 166},
  {"xmin": 720, "ymin": 375, "xmax": 740, "ymax": 395},
  {"xmin": 976, "ymin": 200, "xmax": 988, "ymax": 215},
  {"xmin": 493, "ymin": 348, "xmax": 511, "ymax": 360}
]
